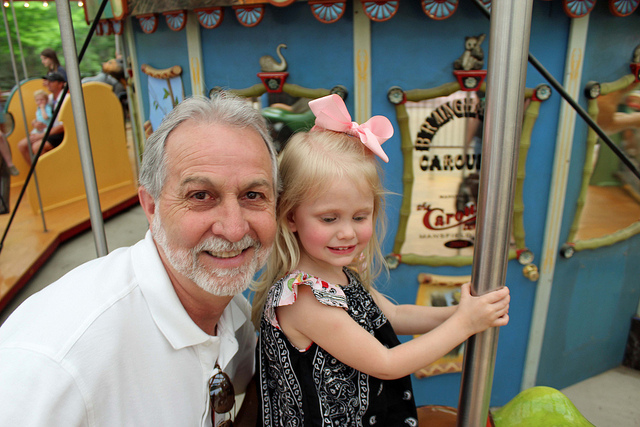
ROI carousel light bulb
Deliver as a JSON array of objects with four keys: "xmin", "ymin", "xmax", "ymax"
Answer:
[
  {"xmin": 3, "ymin": 2, "xmax": 9, "ymax": 7},
  {"xmin": 24, "ymin": 2, "xmax": 29, "ymax": 7},
  {"xmin": 43, "ymin": 1, "xmax": 48, "ymax": 6},
  {"xmin": 78, "ymin": 1, "xmax": 83, "ymax": 6}
]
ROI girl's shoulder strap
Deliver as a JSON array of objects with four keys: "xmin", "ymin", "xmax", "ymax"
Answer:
[{"xmin": 263, "ymin": 271, "xmax": 348, "ymax": 329}]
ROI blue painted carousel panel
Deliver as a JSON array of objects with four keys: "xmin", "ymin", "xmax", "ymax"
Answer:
[{"xmin": 202, "ymin": 2, "xmax": 351, "ymax": 91}]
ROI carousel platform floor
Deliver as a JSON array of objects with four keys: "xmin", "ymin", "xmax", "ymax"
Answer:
[
  {"xmin": 1, "ymin": 204, "xmax": 639, "ymax": 426},
  {"xmin": 0, "ymin": 183, "xmax": 139, "ymax": 313}
]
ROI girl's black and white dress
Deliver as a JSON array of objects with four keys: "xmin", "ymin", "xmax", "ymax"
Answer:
[{"xmin": 257, "ymin": 267, "xmax": 418, "ymax": 426}]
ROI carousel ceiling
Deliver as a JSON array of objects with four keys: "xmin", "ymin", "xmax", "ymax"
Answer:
[{"xmin": 81, "ymin": 0, "xmax": 638, "ymax": 35}]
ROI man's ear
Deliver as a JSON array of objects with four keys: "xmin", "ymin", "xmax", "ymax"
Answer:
[{"xmin": 138, "ymin": 187, "xmax": 156, "ymax": 228}]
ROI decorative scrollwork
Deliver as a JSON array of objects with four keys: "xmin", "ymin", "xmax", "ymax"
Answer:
[
  {"xmin": 195, "ymin": 7, "xmax": 224, "ymax": 29},
  {"xmin": 309, "ymin": 1, "xmax": 346, "ymax": 24},
  {"xmin": 609, "ymin": 0, "xmax": 639, "ymax": 16},
  {"xmin": 422, "ymin": 0, "xmax": 458, "ymax": 20},
  {"xmin": 533, "ymin": 84, "xmax": 552, "ymax": 102},
  {"xmin": 137, "ymin": 14, "xmax": 158, "ymax": 34},
  {"xmin": 163, "ymin": 10, "xmax": 187, "ymax": 32},
  {"xmin": 387, "ymin": 86, "xmax": 405, "ymax": 105},
  {"xmin": 479, "ymin": 0, "xmax": 491, "ymax": 11},
  {"xmin": 562, "ymin": 0, "xmax": 596, "ymax": 18},
  {"xmin": 234, "ymin": 6, "xmax": 265, "ymax": 28},
  {"xmin": 100, "ymin": 20, "xmax": 113, "ymax": 36},
  {"xmin": 361, "ymin": 1, "xmax": 399, "ymax": 22},
  {"xmin": 110, "ymin": 19, "xmax": 123, "ymax": 35}
]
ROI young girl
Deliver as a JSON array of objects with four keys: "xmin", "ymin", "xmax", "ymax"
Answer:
[
  {"xmin": 31, "ymin": 90, "xmax": 53, "ymax": 135},
  {"xmin": 40, "ymin": 48, "xmax": 67, "ymax": 82},
  {"xmin": 252, "ymin": 94, "xmax": 510, "ymax": 426}
]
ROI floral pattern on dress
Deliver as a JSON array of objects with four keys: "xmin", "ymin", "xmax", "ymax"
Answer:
[
  {"xmin": 264, "ymin": 270, "xmax": 348, "ymax": 329},
  {"xmin": 258, "ymin": 268, "xmax": 418, "ymax": 427}
]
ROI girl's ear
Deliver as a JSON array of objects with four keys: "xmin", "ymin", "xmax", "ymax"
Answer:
[{"xmin": 286, "ymin": 211, "xmax": 297, "ymax": 233}]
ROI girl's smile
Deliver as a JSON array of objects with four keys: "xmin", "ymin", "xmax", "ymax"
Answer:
[{"xmin": 287, "ymin": 177, "xmax": 374, "ymax": 283}]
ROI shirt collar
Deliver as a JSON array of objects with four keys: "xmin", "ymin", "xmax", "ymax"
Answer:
[{"xmin": 132, "ymin": 231, "xmax": 248, "ymax": 354}]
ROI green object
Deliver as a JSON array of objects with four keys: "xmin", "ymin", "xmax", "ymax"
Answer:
[
  {"xmin": 589, "ymin": 133, "xmax": 623, "ymax": 186},
  {"xmin": 262, "ymin": 107, "xmax": 315, "ymax": 133},
  {"xmin": 492, "ymin": 386, "xmax": 594, "ymax": 427}
]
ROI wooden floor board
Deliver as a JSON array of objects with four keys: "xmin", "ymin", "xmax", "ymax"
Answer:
[
  {"xmin": 575, "ymin": 185, "xmax": 640, "ymax": 241},
  {"xmin": 0, "ymin": 184, "xmax": 139, "ymax": 312}
]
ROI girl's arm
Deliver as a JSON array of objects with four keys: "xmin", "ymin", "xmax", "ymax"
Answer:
[
  {"xmin": 40, "ymin": 104, "xmax": 50, "ymax": 121},
  {"xmin": 370, "ymin": 288, "xmax": 458, "ymax": 336},
  {"xmin": 276, "ymin": 283, "xmax": 509, "ymax": 380}
]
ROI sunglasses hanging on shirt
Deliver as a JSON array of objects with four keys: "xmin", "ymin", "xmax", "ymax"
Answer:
[{"xmin": 209, "ymin": 363, "xmax": 235, "ymax": 427}]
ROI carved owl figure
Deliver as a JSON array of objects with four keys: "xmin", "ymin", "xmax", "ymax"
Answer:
[{"xmin": 453, "ymin": 34, "xmax": 486, "ymax": 71}]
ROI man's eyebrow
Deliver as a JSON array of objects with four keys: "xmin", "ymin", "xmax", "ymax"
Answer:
[
  {"xmin": 244, "ymin": 178, "xmax": 275, "ymax": 196},
  {"xmin": 179, "ymin": 176, "xmax": 213, "ymax": 189},
  {"xmin": 179, "ymin": 177, "xmax": 273, "ymax": 193},
  {"xmin": 246, "ymin": 178, "xmax": 272, "ymax": 189}
]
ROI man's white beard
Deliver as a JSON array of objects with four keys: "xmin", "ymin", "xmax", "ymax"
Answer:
[{"xmin": 152, "ymin": 213, "xmax": 271, "ymax": 296}]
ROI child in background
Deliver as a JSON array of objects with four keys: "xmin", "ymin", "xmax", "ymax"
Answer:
[
  {"xmin": 40, "ymin": 48, "xmax": 67, "ymax": 82},
  {"xmin": 252, "ymin": 94, "xmax": 510, "ymax": 426},
  {"xmin": 31, "ymin": 90, "xmax": 52, "ymax": 136}
]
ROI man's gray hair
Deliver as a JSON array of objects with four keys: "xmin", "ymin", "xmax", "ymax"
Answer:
[{"xmin": 139, "ymin": 93, "xmax": 279, "ymax": 200}]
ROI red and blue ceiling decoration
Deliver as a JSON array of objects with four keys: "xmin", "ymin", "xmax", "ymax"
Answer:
[{"xmin": 89, "ymin": 0, "xmax": 639, "ymax": 36}]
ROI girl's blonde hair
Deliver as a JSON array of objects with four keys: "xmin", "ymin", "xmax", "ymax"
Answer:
[
  {"xmin": 34, "ymin": 90, "xmax": 48, "ymax": 101},
  {"xmin": 251, "ymin": 129, "xmax": 388, "ymax": 327}
]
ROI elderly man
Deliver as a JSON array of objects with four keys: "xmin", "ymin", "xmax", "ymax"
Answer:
[{"xmin": 0, "ymin": 94, "xmax": 278, "ymax": 426}]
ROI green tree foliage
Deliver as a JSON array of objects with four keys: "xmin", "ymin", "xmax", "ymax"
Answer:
[{"xmin": 0, "ymin": 2, "xmax": 116, "ymax": 93}]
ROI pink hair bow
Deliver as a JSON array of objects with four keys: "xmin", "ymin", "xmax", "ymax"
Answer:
[{"xmin": 308, "ymin": 94, "xmax": 393, "ymax": 163}]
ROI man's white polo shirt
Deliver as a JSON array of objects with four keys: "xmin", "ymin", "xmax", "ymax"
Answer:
[{"xmin": 0, "ymin": 231, "xmax": 256, "ymax": 426}]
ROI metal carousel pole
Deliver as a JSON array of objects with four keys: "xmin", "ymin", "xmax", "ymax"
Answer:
[
  {"xmin": 1, "ymin": 3, "xmax": 47, "ymax": 232},
  {"xmin": 456, "ymin": 1, "xmax": 534, "ymax": 426},
  {"xmin": 55, "ymin": 0, "xmax": 108, "ymax": 257}
]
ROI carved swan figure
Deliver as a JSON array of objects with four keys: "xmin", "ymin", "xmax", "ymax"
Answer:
[{"xmin": 260, "ymin": 44, "xmax": 288, "ymax": 72}]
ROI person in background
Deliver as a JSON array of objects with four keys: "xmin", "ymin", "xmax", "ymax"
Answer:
[
  {"xmin": 252, "ymin": 94, "xmax": 510, "ymax": 426},
  {"xmin": 40, "ymin": 48, "xmax": 67, "ymax": 82},
  {"xmin": 0, "ymin": 93, "xmax": 277, "ymax": 426},
  {"xmin": 30, "ymin": 90, "xmax": 53, "ymax": 136},
  {"xmin": 17, "ymin": 72, "xmax": 66, "ymax": 164}
]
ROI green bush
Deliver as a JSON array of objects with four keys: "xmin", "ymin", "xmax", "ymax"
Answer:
[{"xmin": 0, "ymin": 2, "xmax": 116, "ymax": 93}]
